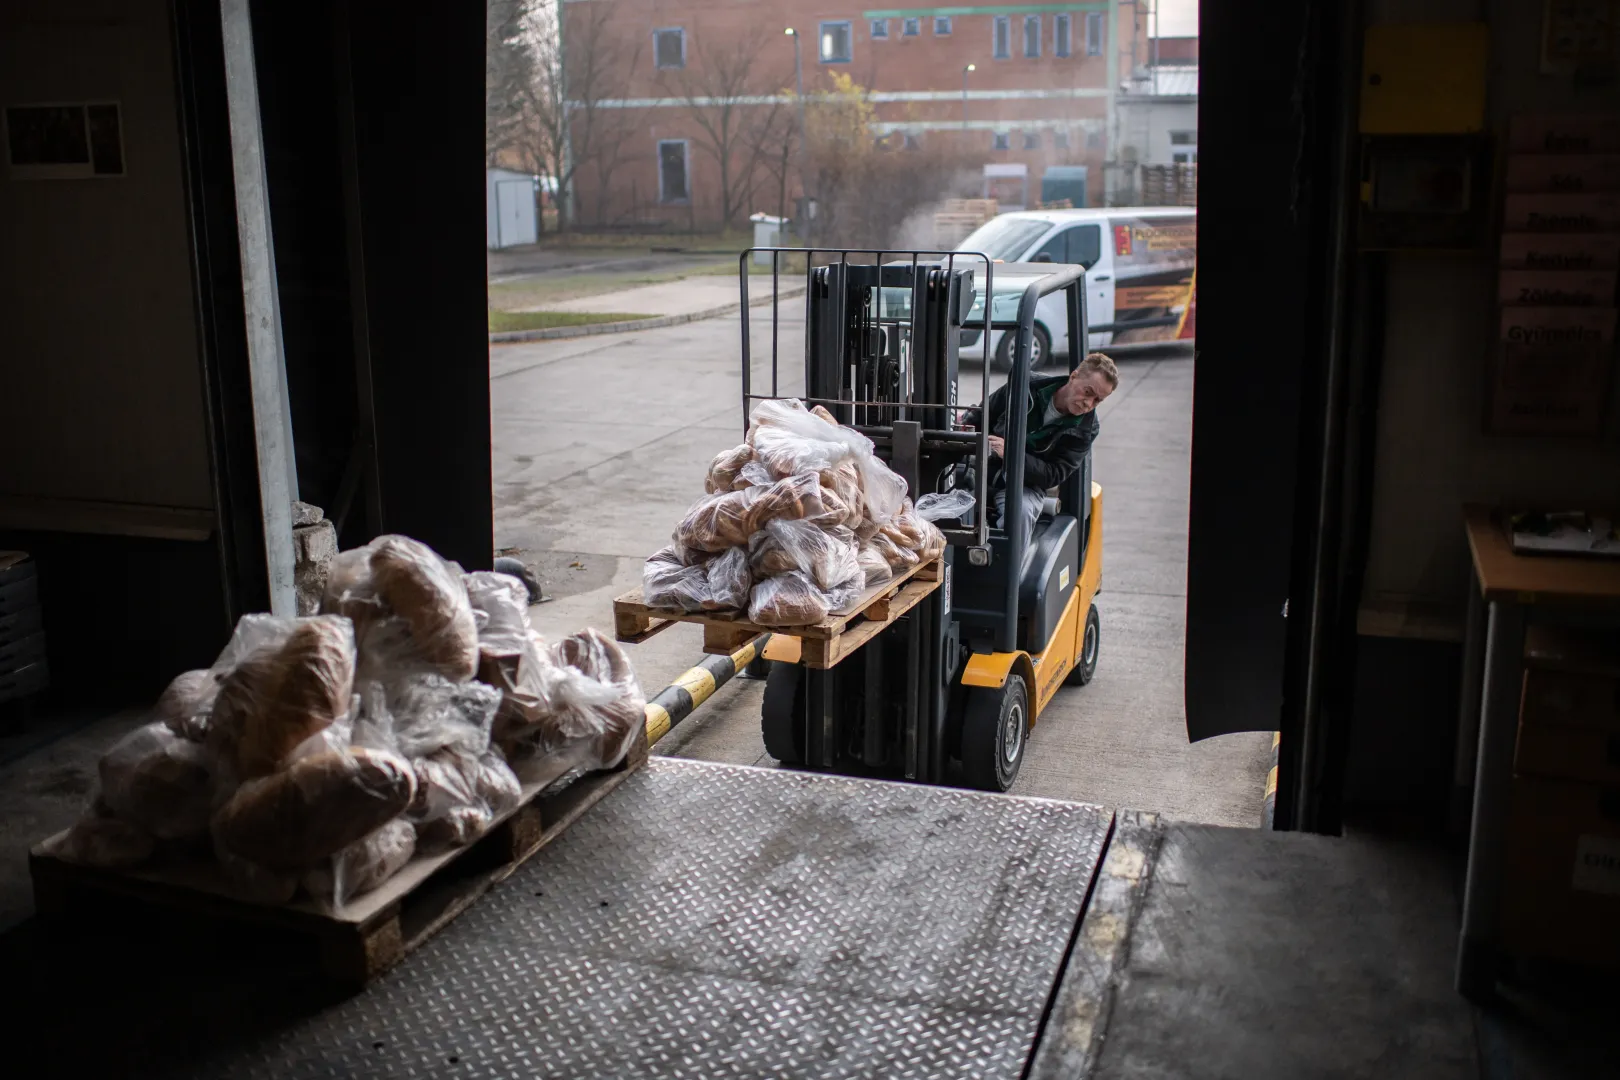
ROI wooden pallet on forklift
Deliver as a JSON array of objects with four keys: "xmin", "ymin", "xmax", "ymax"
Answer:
[
  {"xmin": 28, "ymin": 725, "xmax": 649, "ymax": 987},
  {"xmin": 613, "ymin": 557, "xmax": 944, "ymax": 669}
]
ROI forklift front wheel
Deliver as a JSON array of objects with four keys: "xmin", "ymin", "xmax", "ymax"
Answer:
[
  {"xmin": 959, "ymin": 676, "xmax": 1029, "ymax": 792},
  {"xmin": 761, "ymin": 662, "xmax": 805, "ymax": 766},
  {"xmin": 1065, "ymin": 604, "xmax": 1101, "ymax": 687}
]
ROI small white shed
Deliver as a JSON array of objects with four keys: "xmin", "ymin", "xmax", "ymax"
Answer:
[{"xmin": 487, "ymin": 168, "xmax": 540, "ymax": 249}]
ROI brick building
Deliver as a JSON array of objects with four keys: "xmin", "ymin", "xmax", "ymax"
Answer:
[{"xmin": 561, "ymin": 0, "xmax": 1158, "ymax": 229}]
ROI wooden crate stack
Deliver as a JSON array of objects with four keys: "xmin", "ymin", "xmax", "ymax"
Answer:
[
  {"xmin": 933, "ymin": 199, "xmax": 998, "ymax": 249},
  {"xmin": 1140, "ymin": 164, "xmax": 1197, "ymax": 207}
]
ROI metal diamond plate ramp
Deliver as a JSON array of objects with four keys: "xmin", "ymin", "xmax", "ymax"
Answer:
[{"xmin": 197, "ymin": 758, "xmax": 1111, "ymax": 1080}]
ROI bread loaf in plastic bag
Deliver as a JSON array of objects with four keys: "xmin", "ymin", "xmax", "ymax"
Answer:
[
  {"xmin": 212, "ymin": 747, "xmax": 416, "ymax": 870},
  {"xmin": 642, "ymin": 544, "xmax": 714, "ymax": 612},
  {"xmin": 705, "ymin": 546, "xmax": 752, "ymax": 610},
  {"xmin": 386, "ymin": 673, "xmax": 499, "ymax": 759},
  {"xmin": 748, "ymin": 570, "xmax": 831, "ymax": 627},
  {"xmin": 156, "ymin": 669, "xmax": 220, "ymax": 742},
  {"xmin": 674, "ymin": 489, "xmax": 756, "ymax": 552},
  {"xmin": 207, "ymin": 614, "xmax": 357, "ymax": 783},
  {"xmin": 705, "ymin": 443, "xmax": 755, "ymax": 494},
  {"xmin": 322, "ymin": 535, "xmax": 480, "ymax": 682},
  {"xmin": 749, "ymin": 520, "xmax": 861, "ymax": 592},
  {"xmin": 549, "ymin": 629, "xmax": 644, "ymax": 770},
  {"xmin": 746, "ymin": 398, "xmax": 909, "ymax": 523},
  {"xmin": 302, "ymin": 818, "xmax": 416, "ymax": 910},
  {"xmin": 99, "ymin": 722, "xmax": 215, "ymax": 841}
]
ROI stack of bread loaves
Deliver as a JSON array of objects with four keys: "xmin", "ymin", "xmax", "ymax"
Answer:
[
  {"xmin": 46, "ymin": 534, "xmax": 644, "ymax": 911},
  {"xmin": 643, "ymin": 399, "xmax": 973, "ymax": 627}
]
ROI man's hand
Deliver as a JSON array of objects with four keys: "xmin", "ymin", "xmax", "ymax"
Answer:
[{"xmin": 986, "ymin": 435, "xmax": 1005, "ymax": 458}]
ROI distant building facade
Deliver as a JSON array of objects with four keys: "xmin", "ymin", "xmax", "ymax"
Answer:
[{"xmin": 562, "ymin": 1, "xmax": 1164, "ymax": 227}]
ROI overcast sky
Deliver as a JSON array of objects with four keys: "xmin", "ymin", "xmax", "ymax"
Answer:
[{"xmin": 1155, "ymin": 0, "xmax": 1199, "ymax": 37}]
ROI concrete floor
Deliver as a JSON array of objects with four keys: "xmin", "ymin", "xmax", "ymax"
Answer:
[{"xmin": 493, "ymin": 306, "xmax": 1272, "ymax": 827}]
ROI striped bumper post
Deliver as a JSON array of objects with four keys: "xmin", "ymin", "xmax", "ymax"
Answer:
[
  {"xmin": 1263, "ymin": 731, "xmax": 1280, "ymax": 829},
  {"xmin": 644, "ymin": 635, "xmax": 770, "ymax": 747}
]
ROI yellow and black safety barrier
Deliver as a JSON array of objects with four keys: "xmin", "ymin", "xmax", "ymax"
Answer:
[
  {"xmin": 1262, "ymin": 730, "xmax": 1280, "ymax": 828},
  {"xmin": 644, "ymin": 634, "xmax": 770, "ymax": 747}
]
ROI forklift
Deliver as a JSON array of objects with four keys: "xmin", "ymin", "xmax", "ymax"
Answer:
[{"xmin": 739, "ymin": 250, "xmax": 1104, "ymax": 791}]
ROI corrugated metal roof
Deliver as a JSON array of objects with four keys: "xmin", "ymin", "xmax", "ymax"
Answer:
[{"xmin": 1127, "ymin": 65, "xmax": 1199, "ymax": 97}]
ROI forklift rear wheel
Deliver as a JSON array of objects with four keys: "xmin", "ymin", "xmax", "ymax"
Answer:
[
  {"xmin": 959, "ymin": 676, "xmax": 1029, "ymax": 792},
  {"xmin": 1065, "ymin": 604, "xmax": 1101, "ymax": 687},
  {"xmin": 993, "ymin": 323, "xmax": 1051, "ymax": 373},
  {"xmin": 761, "ymin": 662, "xmax": 805, "ymax": 765}
]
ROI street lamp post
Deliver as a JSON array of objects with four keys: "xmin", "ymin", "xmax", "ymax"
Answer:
[
  {"xmin": 961, "ymin": 63, "xmax": 975, "ymax": 133},
  {"xmin": 785, "ymin": 28, "xmax": 809, "ymax": 244}
]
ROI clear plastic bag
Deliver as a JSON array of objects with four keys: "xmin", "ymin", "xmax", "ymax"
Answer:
[
  {"xmin": 211, "ymin": 747, "xmax": 417, "ymax": 870},
  {"xmin": 673, "ymin": 489, "xmax": 756, "ymax": 553},
  {"xmin": 549, "ymin": 629, "xmax": 645, "ymax": 770},
  {"xmin": 746, "ymin": 398, "xmax": 909, "ymax": 523},
  {"xmin": 868, "ymin": 529, "xmax": 920, "ymax": 570},
  {"xmin": 47, "ymin": 816, "xmax": 154, "ymax": 870},
  {"xmin": 745, "ymin": 472, "xmax": 835, "ymax": 532},
  {"xmin": 705, "ymin": 443, "xmax": 755, "ymax": 494},
  {"xmin": 915, "ymin": 490, "xmax": 977, "ymax": 524},
  {"xmin": 206, "ymin": 614, "xmax": 358, "ymax": 784},
  {"xmin": 99, "ymin": 722, "xmax": 216, "ymax": 841},
  {"xmin": 881, "ymin": 499, "xmax": 946, "ymax": 563},
  {"xmin": 464, "ymin": 570, "xmax": 534, "ymax": 662},
  {"xmin": 705, "ymin": 546, "xmax": 752, "ymax": 610},
  {"xmin": 642, "ymin": 544, "xmax": 714, "ymax": 612},
  {"xmin": 749, "ymin": 520, "xmax": 861, "ymax": 592},
  {"xmin": 302, "ymin": 818, "xmax": 416, "ymax": 911},
  {"xmin": 736, "ymin": 461, "xmax": 775, "ymax": 489},
  {"xmin": 386, "ymin": 673, "xmax": 499, "ymax": 759},
  {"xmin": 156, "ymin": 669, "xmax": 220, "ymax": 742},
  {"xmin": 857, "ymin": 543, "xmax": 893, "ymax": 589},
  {"xmin": 820, "ymin": 462, "xmax": 866, "ymax": 528},
  {"xmin": 322, "ymin": 535, "xmax": 481, "ymax": 682},
  {"xmin": 476, "ymin": 749, "xmax": 523, "ymax": 816},
  {"xmin": 748, "ymin": 571, "xmax": 831, "ymax": 627}
]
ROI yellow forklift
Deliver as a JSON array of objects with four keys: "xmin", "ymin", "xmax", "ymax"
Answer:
[{"xmin": 742, "ymin": 251, "xmax": 1103, "ymax": 791}]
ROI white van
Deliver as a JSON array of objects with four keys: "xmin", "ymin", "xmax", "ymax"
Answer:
[{"xmin": 953, "ymin": 207, "xmax": 1196, "ymax": 368}]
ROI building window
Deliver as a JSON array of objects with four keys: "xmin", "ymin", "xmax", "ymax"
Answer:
[
  {"xmin": 904, "ymin": 132, "xmax": 921, "ymax": 151},
  {"xmin": 654, "ymin": 28, "xmax": 685, "ymax": 70},
  {"xmin": 993, "ymin": 131, "xmax": 1010, "ymax": 151},
  {"xmin": 1054, "ymin": 129, "xmax": 1070, "ymax": 149},
  {"xmin": 820, "ymin": 20, "xmax": 853, "ymax": 63},
  {"xmin": 870, "ymin": 18, "xmax": 888, "ymax": 39},
  {"xmin": 1170, "ymin": 131, "xmax": 1196, "ymax": 145},
  {"xmin": 1024, "ymin": 15, "xmax": 1040, "ymax": 58},
  {"xmin": 993, "ymin": 15, "xmax": 1011, "ymax": 59},
  {"xmin": 1054, "ymin": 14, "xmax": 1071, "ymax": 57},
  {"xmin": 658, "ymin": 140, "xmax": 689, "ymax": 203},
  {"xmin": 1086, "ymin": 12, "xmax": 1103, "ymax": 56},
  {"xmin": 1024, "ymin": 131, "xmax": 1040, "ymax": 150},
  {"xmin": 903, "ymin": 17, "xmax": 920, "ymax": 36},
  {"xmin": 934, "ymin": 16, "xmax": 952, "ymax": 35},
  {"xmin": 1086, "ymin": 129, "xmax": 1103, "ymax": 149}
]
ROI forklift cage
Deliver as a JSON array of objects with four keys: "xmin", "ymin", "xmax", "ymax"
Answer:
[{"xmin": 739, "ymin": 248, "xmax": 1089, "ymax": 655}]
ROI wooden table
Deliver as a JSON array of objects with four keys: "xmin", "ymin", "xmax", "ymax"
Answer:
[{"xmin": 1454, "ymin": 505, "xmax": 1620, "ymax": 997}]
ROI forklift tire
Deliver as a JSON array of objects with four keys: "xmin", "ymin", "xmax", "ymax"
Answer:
[
  {"xmin": 742, "ymin": 653, "xmax": 771, "ymax": 680},
  {"xmin": 993, "ymin": 323, "xmax": 1051, "ymax": 373},
  {"xmin": 1065, "ymin": 604, "xmax": 1101, "ymax": 687},
  {"xmin": 959, "ymin": 676, "xmax": 1029, "ymax": 792},
  {"xmin": 761, "ymin": 662, "xmax": 805, "ymax": 765}
]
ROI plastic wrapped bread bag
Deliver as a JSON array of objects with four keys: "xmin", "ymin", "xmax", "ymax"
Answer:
[
  {"xmin": 464, "ymin": 571, "xmax": 535, "ymax": 660},
  {"xmin": 857, "ymin": 543, "xmax": 894, "ymax": 589},
  {"xmin": 748, "ymin": 571, "xmax": 831, "ymax": 627},
  {"xmin": 750, "ymin": 521, "xmax": 861, "ymax": 592},
  {"xmin": 869, "ymin": 529, "xmax": 920, "ymax": 571},
  {"xmin": 99, "ymin": 722, "xmax": 215, "ymax": 841},
  {"xmin": 820, "ymin": 462, "xmax": 866, "ymax": 527},
  {"xmin": 915, "ymin": 489, "xmax": 976, "ymax": 526},
  {"xmin": 155, "ymin": 669, "xmax": 220, "ymax": 742},
  {"xmin": 302, "ymin": 818, "xmax": 416, "ymax": 911},
  {"xmin": 406, "ymin": 746, "xmax": 495, "ymax": 851},
  {"xmin": 705, "ymin": 546, "xmax": 752, "ymax": 611},
  {"xmin": 387, "ymin": 673, "xmax": 499, "ymax": 759},
  {"xmin": 736, "ymin": 461, "xmax": 775, "ymax": 489},
  {"xmin": 642, "ymin": 544, "xmax": 714, "ymax": 612},
  {"xmin": 745, "ymin": 398, "xmax": 909, "ymax": 523},
  {"xmin": 212, "ymin": 747, "xmax": 416, "ymax": 870},
  {"xmin": 476, "ymin": 749, "xmax": 523, "ymax": 817},
  {"xmin": 744, "ymin": 472, "xmax": 833, "ymax": 533},
  {"xmin": 704, "ymin": 443, "xmax": 755, "ymax": 494},
  {"xmin": 322, "ymin": 535, "xmax": 481, "ymax": 682},
  {"xmin": 207, "ymin": 614, "xmax": 357, "ymax": 784},
  {"xmin": 550, "ymin": 629, "xmax": 645, "ymax": 771},
  {"xmin": 825, "ymin": 576, "xmax": 868, "ymax": 616},
  {"xmin": 810, "ymin": 404, "xmax": 840, "ymax": 425},
  {"xmin": 47, "ymin": 816, "xmax": 155, "ymax": 870},
  {"xmin": 673, "ymin": 489, "xmax": 757, "ymax": 553}
]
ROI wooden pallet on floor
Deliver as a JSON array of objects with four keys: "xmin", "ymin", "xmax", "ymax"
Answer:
[
  {"xmin": 613, "ymin": 557, "xmax": 944, "ymax": 669},
  {"xmin": 29, "ymin": 725, "xmax": 649, "ymax": 987}
]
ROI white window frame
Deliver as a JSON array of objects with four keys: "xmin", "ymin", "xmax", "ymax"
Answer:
[
  {"xmin": 819, "ymin": 20, "xmax": 853, "ymax": 63},
  {"xmin": 870, "ymin": 18, "xmax": 889, "ymax": 39},
  {"xmin": 1086, "ymin": 12, "xmax": 1103, "ymax": 56},
  {"xmin": 992, "ymin": 131, "xmax": 1010, "ymax": 151},
  {"xmin": 653, "ymin": 27, "xmax": 686, "ymax": 70},
  {"xmin": 993, "ymin": 15, "xmax": 1011, "ymax": 59},
  {"xmin": 1054, "ymin": 14, "xmax": 1071, "ymax": 58},
  {"xmin": 934, "ymin": 16, "xmax": 952, "ymax": 35},
  {"xmin": 902, "ymin": 17, "xmax": 921, "ymax": 36},
  {"xmin": 657, "ymin": 138, "xmax": 690, "ymax": 204},
  {"xmin": 1172, "ymin": 147, "xmax": 1198, "ymax": 164},
  {"xmin": 1023, "ymin": 15, "xmax": 1041, "ymax": 58}
]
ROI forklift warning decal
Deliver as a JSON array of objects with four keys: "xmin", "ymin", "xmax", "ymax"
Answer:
[
  {"xmin": 942, "ymin": 564, "xmax": 952, "ymax": 620},
  {"xmin": 1059, "ymin": 565, "xmax": 1070, "ymax": 590}
]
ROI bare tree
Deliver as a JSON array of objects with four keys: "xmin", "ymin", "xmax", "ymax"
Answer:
[
  {"xmin": 661, "ymin": 28, "xmax": 793, "ymax": 229},
  {"xmin": 485, "ymin": 0, "xmax": 535, "ymax": 168}
]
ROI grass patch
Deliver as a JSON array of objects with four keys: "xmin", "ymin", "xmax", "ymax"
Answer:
[{"xmin": 488, "ymin": 310, "xmax": 656, "ymax": 333}]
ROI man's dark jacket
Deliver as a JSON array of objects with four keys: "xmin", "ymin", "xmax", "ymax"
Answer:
[{"xmin": 962, "ymin": 374, "xmax": 1099, "ymax": 491}]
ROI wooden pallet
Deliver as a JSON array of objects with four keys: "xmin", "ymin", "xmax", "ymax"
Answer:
[
  {"xmin": 29, "ymin": 725, "xmax": 649, "ymax": 987},
  {"xmin": 613, "ymin": 557, "xmax": 944, "ymax": 669}
]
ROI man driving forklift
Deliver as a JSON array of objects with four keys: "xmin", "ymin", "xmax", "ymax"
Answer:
[{"xmin": 963, "ymin": 352, "xmax": 1119, "ymax": 541}]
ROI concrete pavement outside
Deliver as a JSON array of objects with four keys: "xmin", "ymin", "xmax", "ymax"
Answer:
[{"xmin": 492, "ymin": 298, "xmax": 1272, "ymax": 827}]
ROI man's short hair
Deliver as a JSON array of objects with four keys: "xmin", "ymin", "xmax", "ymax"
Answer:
[{"xmin": 1077, "ymin": 352, "xmax": 1119, "ymax": 387}]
